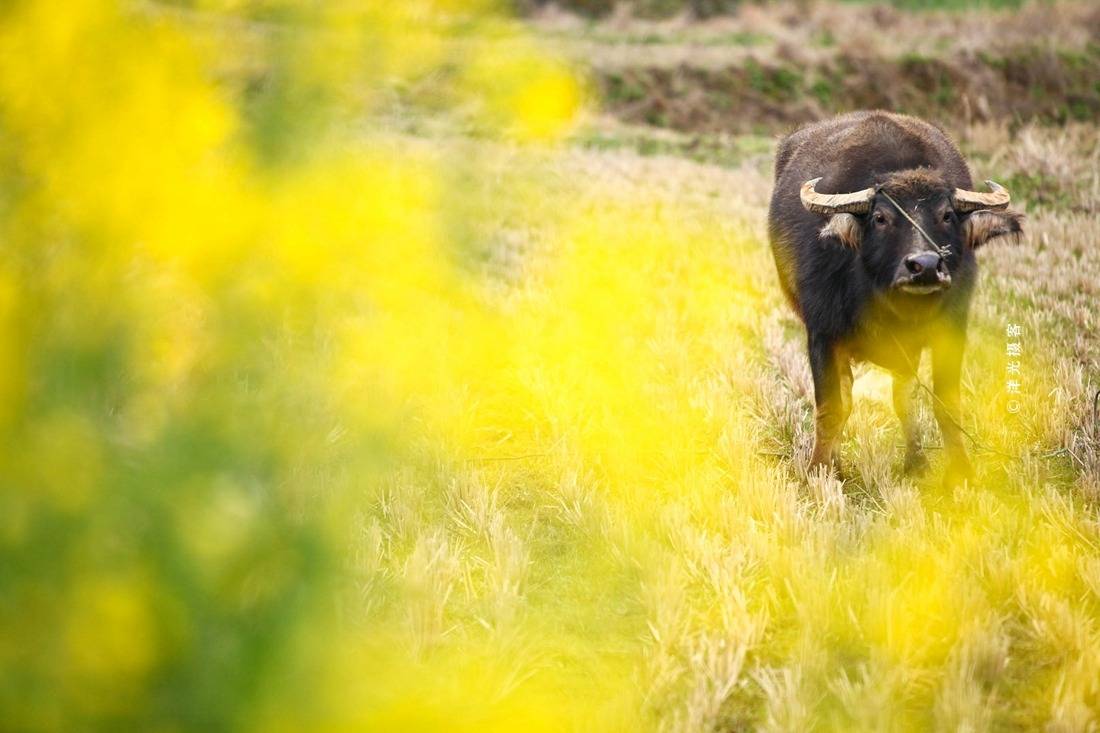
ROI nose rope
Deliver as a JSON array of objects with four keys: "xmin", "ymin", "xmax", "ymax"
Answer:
[{"xmin": 878, "ymin": 189, "xmax": 950, "ymax": 259}]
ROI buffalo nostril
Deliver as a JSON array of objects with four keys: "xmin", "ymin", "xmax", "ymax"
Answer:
[{"xmin": 904, "ymin": 252, "xmax": 942, "ymax": 276}]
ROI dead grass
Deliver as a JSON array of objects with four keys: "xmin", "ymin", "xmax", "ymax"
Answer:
[
  {"xmin": 532, "ymin": 0, "xmax": 1100, "ymax": 67},
  {"xmin": 530, "ymin": 1, "xmax": 1100, "ymax": 132},
  {"xmin": 359, "ymin": 117, "xmax": 1100, "ymax": 729}
]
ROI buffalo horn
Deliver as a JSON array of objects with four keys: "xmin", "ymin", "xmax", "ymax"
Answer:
[
  {"xmin": 953, "ymin": 180, "xmax": 1010, "ymax": 212},
  {"xmin": 800, "ymin": 177, "xmax": 876, "ymax": 215}
]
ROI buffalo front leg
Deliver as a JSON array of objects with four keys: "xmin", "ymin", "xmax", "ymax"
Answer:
[
  {"xmin": 892, "ymin": 372, "xmax": 928, "ymax": 474},
  {"xmin": 932, "ymin": 333, "xmax": 974, "ymax": 487},
  {"xmin": 808, "ymin": 334, "xmax": 852, "ymax": 473}
]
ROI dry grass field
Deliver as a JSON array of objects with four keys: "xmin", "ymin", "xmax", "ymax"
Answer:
[
  {"xmin": 3, "ymin": 1, "xmax": 1100, "ymax": 731},
  {"xmin": 348, "ymin": 4, "xmax": 1100, "ymax": 730},
  {"xmin": 350, "ymin": 127, "xmax": 1100, "ymax": 729}
]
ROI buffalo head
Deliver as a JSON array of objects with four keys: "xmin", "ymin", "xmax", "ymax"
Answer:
[{"xmin": 801, "ymin": 170, "xmax": 1023, "ymax": 297}]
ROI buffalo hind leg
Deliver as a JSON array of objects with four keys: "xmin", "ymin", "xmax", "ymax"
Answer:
[
  {"xmin": 808, "ymin": 334, "xmax": 852, "ymax": 474},
  {"xmin": 892, "ymin": 372, "xmax": 928, "ymax": 474},
  {"xmin": 932, "ymin": 332, "xmax": 974, "ymax": 488}
]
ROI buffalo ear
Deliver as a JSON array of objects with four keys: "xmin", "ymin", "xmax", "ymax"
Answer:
[
  {"xmin": 963, "ymin": 209, "xmax": 1024, "ymax": 249},
  {"xmin": 819, "ymin": 213, "xmax": 862, "ymax": 249}
]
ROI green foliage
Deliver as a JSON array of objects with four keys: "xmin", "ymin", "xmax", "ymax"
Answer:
[{"xmin": 6, "ymin": 1, "xmax": 1100, "ymax": 731}]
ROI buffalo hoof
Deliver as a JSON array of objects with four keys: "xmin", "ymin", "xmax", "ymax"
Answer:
[
  {"xmin": 903, "ymin": 450, "xmax": 930, "ymax": 476},
  {"xmin": 942, "ymin": 457, "xmax": 975, "ymax": 489},
  {"xmin": 807, "ymin": 460, "xmax": 835, "ymax": 479}
]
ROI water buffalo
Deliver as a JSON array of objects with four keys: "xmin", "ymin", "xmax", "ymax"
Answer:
[{"xmin": 767, "ymin": 111, "xmax": 1023, "ymax": 487}]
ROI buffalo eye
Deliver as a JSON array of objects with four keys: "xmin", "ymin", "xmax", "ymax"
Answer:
[
  {"xmin": 873, "ymin": 212, "xmax": 886, "ymax": 226},
  {"xmin": 942, "ymin": 211, "xmax": 953, "ymax": 223}
]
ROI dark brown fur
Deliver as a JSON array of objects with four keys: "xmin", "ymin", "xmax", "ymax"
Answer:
[{"xmin": 767, "ymin": 111, "xmax": 1023, "ymax": 486}]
